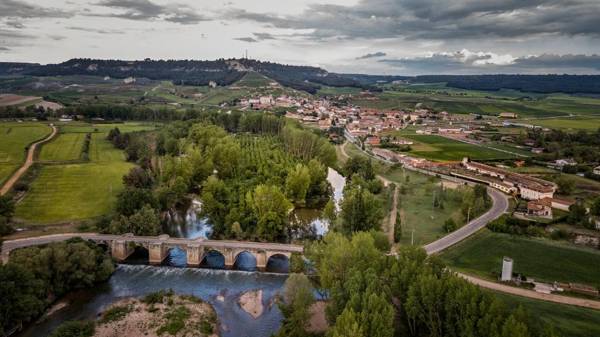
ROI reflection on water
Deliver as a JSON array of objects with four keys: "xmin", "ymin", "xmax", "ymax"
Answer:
[
  {"xmin": 291, "ymin": 168, "xmax": 346, "ymax": 236},
  {"xmin": 18, "ymin": 265, "xmax": 288, "ymax": 337},
  {"xmin": 167, "ymin": 199, "xmax": 213, "ymax": 240}
]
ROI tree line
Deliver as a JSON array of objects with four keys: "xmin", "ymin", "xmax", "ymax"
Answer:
[
  {"xmin": 275, "ymin": 231, "xmax": 561, "ymax": 337},
  {"xmin": 0, "ymin": 239, "xmax": 114, "ymax": 335},
  {"xmin": 96, "ymin": 112, "xmax": 337, "ymax": 242}
]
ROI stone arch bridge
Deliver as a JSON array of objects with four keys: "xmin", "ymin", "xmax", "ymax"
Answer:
[{"xmin": 1, "ymin": 233, "xmax": 303, "ymax": 270}]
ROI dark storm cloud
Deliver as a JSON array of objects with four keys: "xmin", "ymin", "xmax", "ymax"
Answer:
[
  {"xmin": 356, "ymin": 52, "xmax": 387, "ymax": 60},
  {"xmin": 234, "ymin": 37, "xmax": 258, "ymax": 43},
  {"xmin": 380, "ymin": 52, "xmax": 600, "ymax": 74},
  {"xmin": 95, "ymin": 0, "xmax": 210, "ymax": 24},
  {"xmin": 0, "ymin": 47, "xmax": 10, "ymax": 51},
  {"xmin": 512, "ymin": 54, "xmax": 600, "ymax": 70},
  {"xmin": 228, "ymin": 0, "xmax": 600, "ymax": 41},
  {"xmin": 0, "ymin": 0, "xmax": 71, "ymax": 19}
]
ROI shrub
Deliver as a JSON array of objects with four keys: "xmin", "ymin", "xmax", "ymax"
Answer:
[
  {"xmin": 49, "ymin": 320, "xmax": 95, "ymax": 337},
  {"xmin": 99, "ymin": 305, "xmax": 132, "ymax": 324}
]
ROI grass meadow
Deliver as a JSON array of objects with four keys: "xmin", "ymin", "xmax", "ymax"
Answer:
[
  {"xmin": 13, "ymin": 122, "xmax": 152, "ymax": 224},
  {"xmin": 439, "ymin": 230, "xmax": 600, "ymax": 285},
  {"xmin": 14, "ymin": 161, "xmax": 133, "ymax": 223},
  {"xmin": 400, "ymin": 134, "xmax": 516, "ymax": 161},
  {"xmin": 493, "ymin": 291, "xmax": 600, "ymax": 337},
  {"xmin": 0, "ymin": 122, "xmax": 52, "ymax": 184},
  {"xmin": 39, "ymin": 133, "xmax": 86, "ymax": 162},
  {"xmin": 380, "ymin": 167, "xmax": 467, "ymax": 245}
]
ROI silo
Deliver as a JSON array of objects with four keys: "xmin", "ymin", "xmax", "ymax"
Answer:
[{"xmin": 501, "ymin": 257, "xmax": 513, "ymax": 281}]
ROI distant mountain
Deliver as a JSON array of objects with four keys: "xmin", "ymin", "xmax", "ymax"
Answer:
[
  {"xmin": 0, "ymin": 58, "xmax": 407, "ymax": 94},
  {"xmin": 1, "ymin": 58, "xmax": 599, "ymax": 94}
]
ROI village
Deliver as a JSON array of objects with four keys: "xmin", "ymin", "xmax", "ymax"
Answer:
[{"xmin": 235, "ymin": 93, "xmax": 600, "ymax": 232}]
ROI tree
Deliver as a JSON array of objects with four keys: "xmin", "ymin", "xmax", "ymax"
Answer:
[
  {"xmin": 285, "ymin": 164, "xmax": 311, "ymax": 205},
  {"xmin": 250, "ymin": 185, "xmax": 292, "ymax": 240},
  {"xmin": 122, "ymin": 167, "xmax": 153, "ymax": 189},
  {"xmin": 394, "ymin": 211, "xmax": 402, "ymax": 243},
  {"xmin": 590, "ymin": 196, "xmax": 600, "ymax": 216},
  {"xmin": 330, "ymin": 308, "xmax": 364, "ymax": 337},
  {"xmin": 443, "ymin": 218, "xmax": 457, "ymax": 233},
  {"xmin": 556, "ymin": 176, "xmax": 576, "ymax": 195},
  {"xmin": 322, "ymin": 198, "xmax": 337, "ymax": 223},
  {"xmin": 110, "ymin": 204, "xmax": 161, "ymax": 235},
  {"xmin": 0, "ymin": 195, "xmax": 15, "ymax": 219},
  {"xmin": 339, "ymin": 185, "xmax": 383, "ymax": 233},
  {"xmin": 115, "ymin": 188, "xmax": 157, "ymax": 216},
  {"xmin": 275, "ymin": 273, "xmax": 315, "ymax": 337}
]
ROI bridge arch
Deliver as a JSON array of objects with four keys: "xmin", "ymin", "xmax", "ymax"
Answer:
[
  {"xmin": 201, "ymin": 249, "xmax": 225, "ymax": 269},
  {"xmin": 266, "ymin": 253, "xmax": 290, "ymax": 273},
  {"xmin": 233, "ymin": 251, "xmax": 257, "ymax": 271}
]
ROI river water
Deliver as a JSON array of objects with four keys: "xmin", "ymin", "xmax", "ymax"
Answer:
[{"xmin": 17, "ymin": 168, "xmax": 346, "ymax": 337}]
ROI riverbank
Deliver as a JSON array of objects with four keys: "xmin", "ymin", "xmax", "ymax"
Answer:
[{"xmin": 92, "ymin": 292, "xmax": 219, "ymax": 337}]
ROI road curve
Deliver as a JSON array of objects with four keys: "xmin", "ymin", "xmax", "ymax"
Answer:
[
  {"xmin": 424, "ymin": 187, "xmax": 509, "ymax": 254},
  {"xmin": 0, "ymin": 124, "xmax": 57, "ymax": 196}
]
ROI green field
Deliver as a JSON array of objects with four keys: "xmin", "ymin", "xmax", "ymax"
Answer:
[
  {"xmin": 380, "ymin": 167, "xmax": 469, "ymax": 245},
  {"xmin": 14, "ymin": 162, "xmax": 133, "ymax": 223},
  {"xmin": 0, "ymin": 122, "xmax": 52, "ymax": 184},
  {"xmin": 523, "ymin": 117, "xmax": 600, "ymax": 131},
  {"xmin": 39, "ymin": 133, "xmax": 86, "ymax": 162},
  {"xmin": 89, "ymin": 133, "xmax": 125, "ymax": 162},
  {"xmin": 235, "ymin": 72, "xmax": 274, "ymax": 87},
  {"xmin": 439, "ymin": 230, "xmax": 600, "ymax": 285},
  {"xmin": 494, "ymin": 291, "xmax": 600, "ymax": 337},
  {"xmin": 13, "ymin": 122, "xmax": 153, "ymax": 224},
  {"xmin": 399, "ymin": 134, "xmax": 516, "ymax": 161},
  {"xmin": 352, "ymin": 84, "xmax": 600, "ymax": 120}
]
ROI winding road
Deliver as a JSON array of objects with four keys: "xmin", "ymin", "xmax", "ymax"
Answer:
[
  {"xmin": 0, "ymin": 124, "xmax": 57, "ymax": 196},
  {"xmin": 423, "ymin": 187, "xmax": 508, "ymax": 254},
  {"xmin": 339, "ymin": 141, "xmax": 600, "ymax": 310}
]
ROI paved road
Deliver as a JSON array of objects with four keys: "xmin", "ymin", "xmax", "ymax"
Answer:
[
  {"xmin": 1, "ymin": 233, "xmax": 303, "ymax": 264},
  {"xmin": 424, "ymin": 187, "xmax": 509, "ymax": 254},
  {"xmin": 0, "ymin": 124, "xmax": 57, "ymax": 196}
]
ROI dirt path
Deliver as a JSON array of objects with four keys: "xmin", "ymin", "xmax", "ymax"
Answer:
[
  {"xmin": 339, "ymin": 142, "xmax": 397, "ymax": 245},
  {"xmin": 458, "ymin": 273, "xmax": 600, "ymax": 310},
  {"xmin": 0, "ymin": 124, "xmax": 57, "ymax": 196}
]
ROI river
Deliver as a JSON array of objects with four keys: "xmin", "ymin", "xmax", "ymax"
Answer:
[{"xmin": 17, "ymin": 168, "xmax": 346, "ymax": 337}]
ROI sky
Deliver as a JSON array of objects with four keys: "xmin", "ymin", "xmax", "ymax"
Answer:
[{"xmin": 1, "ymin": 0, "xmax": 600, "ymax": 75}]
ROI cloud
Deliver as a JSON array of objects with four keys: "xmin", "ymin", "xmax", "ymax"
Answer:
[
  {"xmin": 0, "ymin": 0, "xmax": 71, "ymax": 19},
  {"xmin": 379, "ymin": 50, "xmax": 600, "ymax": 74},
  {"xmin": 356, "ymin": 52, "xmax": 386, "ymax": 60},
  {"xmin": 67, "ymin": 26, "xmax": 125, "ymax": 35},
  {"xmin": 234, "ymin": 37, "xmax": 258, "ymax": 43},
  {"xmin": 0, "ymin": 47, "xmax": 10, "ymax": 51},
  {"xmin": 253, "ymin": 32, "xmax": 276, "ymax": 40},
  {"xmin": 95, "ymin": 0, "xmax": 210, "ymax": 24},
  {"xmin": 227, "ymin": 0, "xmax": 600, "ymax": 42},
  {"xmin": 5, "ymin": 20, "xmax": 25, "ymax": 29}
]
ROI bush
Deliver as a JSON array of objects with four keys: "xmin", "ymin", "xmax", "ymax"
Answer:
[
  {"xmin": 99, "ymin": 305, "xmax": 132, "ymax": 324},
  {"xmin": 49, "ymin": 320, "xmax": 95, "ymax": 337},
  {"xmin": 289, "ymin": 253, "xmax": 305, "ymax": 273},
  {"xmin": 550, "ymin": 228, "xmax": 570, "ymax": 240},
  {"xmin": 142, "ymin": 289, "xmax": 174, "ymax": 305}
]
